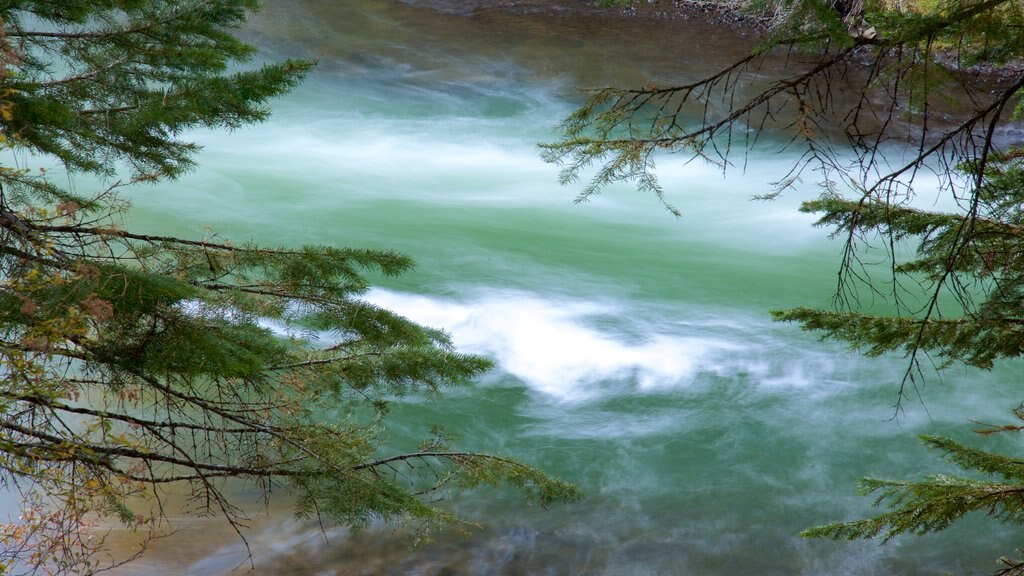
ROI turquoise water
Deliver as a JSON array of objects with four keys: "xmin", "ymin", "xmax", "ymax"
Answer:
[{"xmin": 107, "ymin": 3, "xmax": 1020, "ymax": 574}]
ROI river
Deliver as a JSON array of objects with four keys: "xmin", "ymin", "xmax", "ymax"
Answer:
[{"xmin": 102, "ymin": 2, "xmax": 1019, "ymax": 574}]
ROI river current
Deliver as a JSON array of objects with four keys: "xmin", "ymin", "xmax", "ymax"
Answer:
[{"xmin": 95, "ymin": 2, "xmax": 1021, "ymax": 574}]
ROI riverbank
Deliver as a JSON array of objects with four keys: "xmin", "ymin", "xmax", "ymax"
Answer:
[
  {"xmin": 405, "ymin": 0, "xmax": 769, "ymax": 31},
  {"xmin": 589, "ymin": 0, "xmax": 767, "ymax": 28},
  {"xmin": 412, "ymin": 0, "xmax": 1021, "ymax": 82}
]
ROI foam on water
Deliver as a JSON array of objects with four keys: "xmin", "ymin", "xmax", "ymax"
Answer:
[
  {"xmin": 366, "ymin": 288, "xmax": 723, "ymax": 401},
  {"xmin": 362, "ymin": 287, "xmax": 867, "ymax": 403}
]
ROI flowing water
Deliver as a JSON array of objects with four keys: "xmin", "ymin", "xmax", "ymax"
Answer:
[{"xmin": 82, "ymin": 2, "xmax": 1024, "ymax": 574}]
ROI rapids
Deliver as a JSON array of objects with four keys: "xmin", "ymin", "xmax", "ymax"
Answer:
[{"xmin": 63, "ymin": 2, "xmax": 1024, "ymax": 574}]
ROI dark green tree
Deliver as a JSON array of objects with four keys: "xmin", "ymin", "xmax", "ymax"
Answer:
[
  {"xmin": 546, "ymin": 0, "xmax": 1024, "ymax": 571},
  {"xmin": 0, "ymin": 2, "xmax": 579, "ymax": 573}
]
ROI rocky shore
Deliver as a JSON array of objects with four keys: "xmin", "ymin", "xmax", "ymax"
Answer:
[
  {"xmin": 405, "ymin": 0, "xmax": 1019, "ymax": 81},
  {"xmin": 404, "ymin": 0, "xmax": 768, "ymax": 31},
  {"xmin": 599, "ymin": 0, "xmax": 767, "ymax": 28}
]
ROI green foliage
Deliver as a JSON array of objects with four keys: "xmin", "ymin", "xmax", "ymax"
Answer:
[
  {"xmin": 802, "ymin": 420, "xmax": 1024, "ymax": 573},
  {"xmin": 785, "ymin": 152, "xmax": 1024, "ymax": 572},
  {"xmin": 773, "ymin": 151, "xmax": 1024, "ymax": 373},
  {"xmin": 1, "ymin": 0, "xmax": 308, "ymax": 180},
  {"xmin": 0, "ymin": 1, "xmax": 579, "ymax": 574},
  {"xmin": 547, "ymin": 0, "xmax": 1024, "ymax": 200}
]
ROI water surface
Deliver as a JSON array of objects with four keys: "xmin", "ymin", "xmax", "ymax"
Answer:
[{"xmin": 102, "ymin": 3, "xmax": 1020, "ymax": 574}]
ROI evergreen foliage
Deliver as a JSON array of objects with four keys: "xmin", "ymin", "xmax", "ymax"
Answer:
[
  {"xmin": 0, "ymin": 2, "xmax": 579, "ymax": 574},
  {"xmin": 800, "ymin": 421, "xmax": 1024, "ymax": 574},
  {"xmin": 548, "ymin": 0, "xmax": 1024, "ymax": 572}
]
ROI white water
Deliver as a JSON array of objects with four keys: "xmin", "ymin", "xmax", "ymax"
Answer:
[{"xmin": 41, "ymin": 2, "xmax": 1022, "ymax": 574}]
